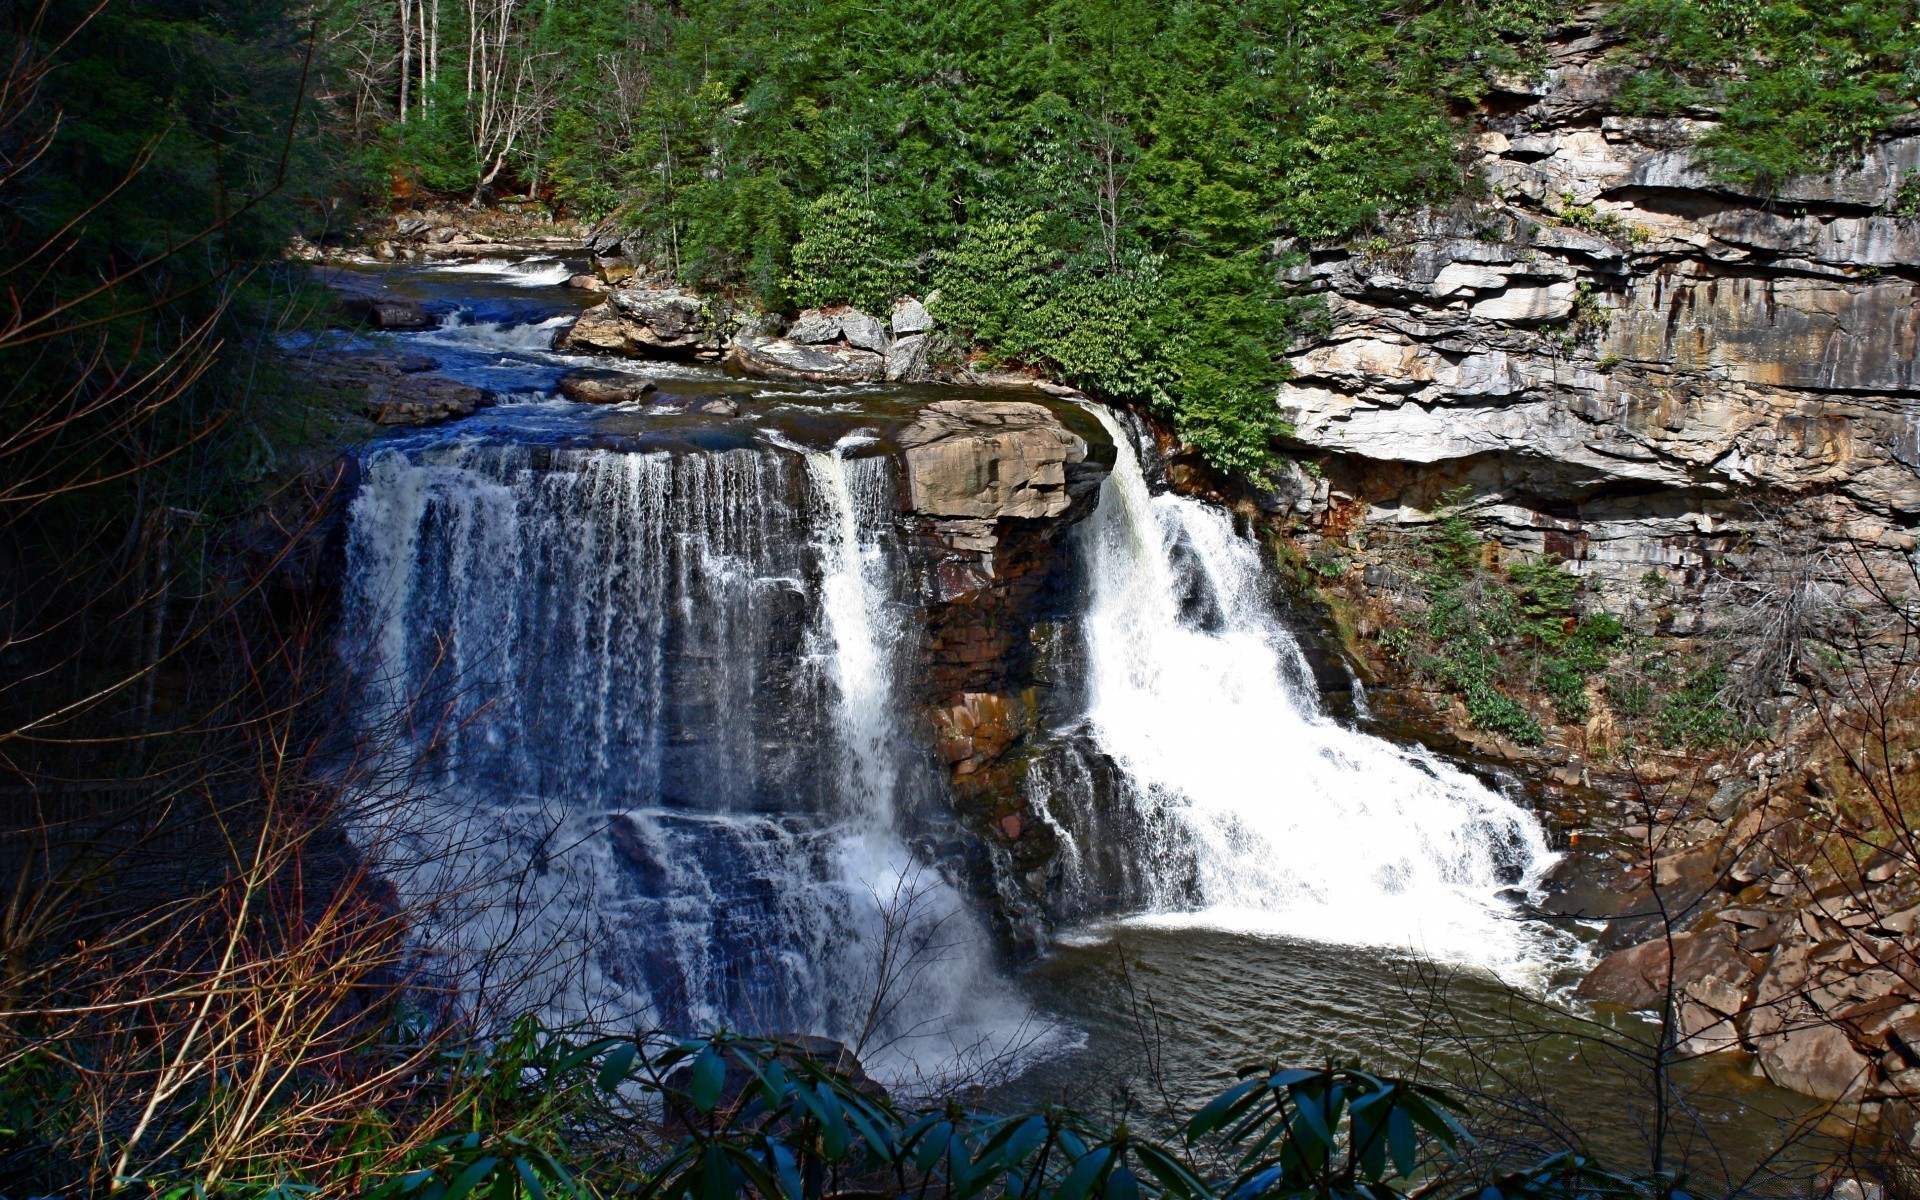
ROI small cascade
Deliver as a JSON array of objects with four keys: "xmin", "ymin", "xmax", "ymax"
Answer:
[
  {"xmin": 1045, "ymin": 408, "xmax": 1563, "ymax": 981},
  {"xmin": 343, "ymin": 437, "xmax": 1031, "ymax": 1082},
  {"xmin": 428, "ymin": 256, "xmax": 577, "ymax": 287}
]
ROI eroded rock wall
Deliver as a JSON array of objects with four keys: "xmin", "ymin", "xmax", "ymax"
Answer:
[{"xmin": 1273, "ymin": 25, "xmax": 1920, "ymax": 623}]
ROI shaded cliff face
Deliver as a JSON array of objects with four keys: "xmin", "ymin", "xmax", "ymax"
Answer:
[{"xmin": 1272, "ymin": 26, "xmax": 1919, "ymax": 615}]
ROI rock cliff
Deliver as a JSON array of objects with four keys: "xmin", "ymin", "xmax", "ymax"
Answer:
[
  {"xmin": 1273, "ymin": 24, "xmax": 1919, "ymax": 615},
  {"xmin": 1260, "ymin": 17, "xmax": 1920, "ymax": 1123}
]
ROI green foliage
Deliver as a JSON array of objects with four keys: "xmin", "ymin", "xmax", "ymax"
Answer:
[
  {"xmin": 932, "ymin": 211, "xmax": 1059, "ymax": 349},
  {"xmin": 1895, "ymin": 169, "xmax": 1920, "ymax": 217},
  {"xmin": 98, "ymin": 1020, "xmax": 1651, "ymax": 1200},
  {"xmin": 788, "ymin": 190, "xmax": 911, "ymax": 314},
  {"xmin": 1383, "ymin": 493, "xmax": 1635, "ymax": 743},
  {"xmin": 1609, "ymin": 0, "xmax": 1920, "ymax": 194},
  {"xmin": 1186, "ymin": 1064, "xmax": 1467, "ymax": 1194},
  {"xmin": 342, "ymin": 0, "xmax": 1567, "ymax": 473},
  {"xmin": 1654, "ymin": 661, "xmax": 1738, "ymax": 749}
]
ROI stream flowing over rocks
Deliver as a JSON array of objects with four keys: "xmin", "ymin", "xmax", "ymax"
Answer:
[{"xmin": 317, "ymin": 260, "xmax": 1588, "ymax": 1105}]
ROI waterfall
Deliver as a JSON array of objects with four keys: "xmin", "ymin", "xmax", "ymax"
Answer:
[
  {"xmin": 342, "ymin": 436, "xmax": 1035, "ymax": 1084},
  {"xmin": 1062, "ymin": 407, "xmax": 1563, "ymax": 981}
]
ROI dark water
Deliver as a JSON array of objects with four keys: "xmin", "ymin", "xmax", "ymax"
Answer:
[
  {"xmin": 994, "ymin": 926, "xmax": 1836, "ymax": 1191},
  {"xmin": 330, "ymin": 256, "xmax": 1841, "ymax": 1189}
]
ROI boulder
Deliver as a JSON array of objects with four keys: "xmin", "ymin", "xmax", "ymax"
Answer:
[
  {"xmin": 556, "ymin": 287, "xmax": 725, "ymax": 360},
  {"xmin": 787, "ymin": 309, "xmax": 843, "ymax": 344},
  {"xmin": 557, "ymin": 368, "xmax": 657, "ymax": 404},
  {"xmin": 565, "ymin": 274, "xmax": 609, "ymax": 292},
  {"xmin": 885, "ymin": 334, "xmax": 930, "ymax": 383},
  {"xmin": 586, "ymin": 225, "xmax": 625, "ymax": 256},
  {"xmin": 892, "ymin": 297, "xmax": 933, "ymax": 335},
  {"xmin": 723, "ymin": 336, "xmax": 884, "ymax": 383},
  {"xmin": 555, "ymin": 304, "xmax": 630, "ymax": 353},
  {"xmin": 338, "ymin": 295, "xmax": 437, "ymax": 331},
  {"xmin": 1756, "ymin": 1023, "xmax": 1871, "ymax": 1101},
  {"xmin": 606, "ymin": 287, "xmax": 714, "ymax": 356},
  {"xmin": 840, "ymin": 309, "xmax": 888, "ymax": 352},
  {"xmin": 306, "ymin": 350, "xmax": 494, "ymax": 426},
  {"xmin": 897, "ymin": 400, "xmax": 1089, "ymax": 520},
  {"xmin": 366, "ymin": 375, "xmax": 493, "ymax": 425}
]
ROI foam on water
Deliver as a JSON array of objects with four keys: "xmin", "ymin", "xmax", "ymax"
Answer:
[
  {"xmin": 1069, "ymin": 406, "xmax": 1571, "ymax": 984},
  {"xmin": 428, "ymin": 256, "xmax": 576, "ymax": 287}
]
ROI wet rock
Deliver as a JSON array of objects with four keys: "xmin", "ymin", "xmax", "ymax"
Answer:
[
  {"xmin": 565, "ymin": 273, "xmax": 609, "ymax": 292},
  {"xmin": 723, "ymin": 336, "xmax": 884, "ymax": 383},
  {"xmin": 556, "ymin": 368, "xmax": 657, "ymax": 404},
  {"xmin": 337, "ymin": 295, "xmax": 437, "ymax": 330},
  {"xmin": 897, "ymin": 400, "xmax": 1090, "ymax": 520},
  {"xmin": 307, "ymin": 350, "xmax": 494, "ymax": 425}
]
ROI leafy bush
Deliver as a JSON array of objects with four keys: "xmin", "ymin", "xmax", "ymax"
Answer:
[
  {"xmin": 1380, "ymin": 494, "xmax": 1640, "ymax": 744},
  {"xmin": 44, "ymin": 1016, "xmax": 1649, "ymax": 1200},
  {"xmin": 1654, "ymin": 661, "xmax": 1739, "ymax": 749},
  {"xmin": 788, "ymin": 191, "xmax": 910, "ymax": 314}
]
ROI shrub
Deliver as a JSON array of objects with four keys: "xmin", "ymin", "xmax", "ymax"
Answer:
[{"xmin": 788, "ymin": 190, "xmax": 910, "ymax": 314}]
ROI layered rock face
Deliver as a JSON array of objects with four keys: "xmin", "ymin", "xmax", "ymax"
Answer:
[
  {"xmin": 1267, "ymin": 22, "xmax": 1920, "ymax": 1118},
  {"xmin": 1275, "ymin": 29, "xmax": 1920, "ymax": 613}
]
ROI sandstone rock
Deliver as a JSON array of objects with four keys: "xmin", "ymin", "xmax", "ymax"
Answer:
[
  {"xmin": 366, "ymin": 377, "xmax": 493, "ymax": 425},
  {"xmin": 308, "ymin": 351, "xmax": 494, "ymax": 426},
  {"xmin": 1757, "ymin": 1022, "xmax": 1871, "ymax": 1101},
  {"xmin": 556, "ymin": 368, "xmax": 657, "ymax": 404},
  {"xmin": 557, "ymin": 287, "xmax": 728, "ymax": 360},
  {"xmin": 556, "ymin": 304, "xmax": 630, "ymax": 353},
  {"xmin": 1470, "ymin": 281, "xmax": 1577, "ymax": 323},
  {"xmin": 840, "ymin": 309, "xmax": 887, "ymax": 352},
  {"xmin": 897, "ymin": 400, "xmax": 1088, "ymax": 520},
  {"xmin": 1577, "ymin": 925, "xmax": 1759, "ymax": 1009},
  {"xmin": 605, "ymin": 287, "xmax": 714, "ymax": 356},
  {"xmin": 892, "ymin": 297, "xmax": 933, "ymax": 335},
  {"xmin": 565, "ymin": 273, "xmax": 609, "ymax": 292},
  {"xmin": 723, "ymin": 336, "xmax": 884, "ymax": 383}
]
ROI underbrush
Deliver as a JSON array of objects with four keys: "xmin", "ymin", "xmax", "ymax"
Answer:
[
  {"xmin": 1374, "ymin": 490, "xmax": 1741, "ymax": 753},
  {"xmin": 0, "ymin": 1011, "xmax": 1659, "ymax": 1200}
]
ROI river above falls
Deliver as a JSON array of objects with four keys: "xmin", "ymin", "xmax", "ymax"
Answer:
[{"xmin": 319, "ymin": 256, "xmax": 1827, "ymax": 1186}]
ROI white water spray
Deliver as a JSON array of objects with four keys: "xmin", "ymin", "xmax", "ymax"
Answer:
[
  {"xmin": 1074, "ymin": 407, "xmax": 1563, "ymax": 981},
  {"xmin": 428, "ymin": 256, "xmax": 575, "ymax": 287},
  {"xmin": 343, "ymin": 436, "xmax": 1044, "ymax": 1082}
]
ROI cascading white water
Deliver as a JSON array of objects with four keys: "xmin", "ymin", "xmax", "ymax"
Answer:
[
  {"xmin": 428, "ymin": 257, "xmax": 576, "ymax": 287},
  {"xmin": 343, "ymin": 436, "xmax": 1037, "ymax": 1083},
  {"xmin": 1070, "ymin": 407, "xmax": 1563, "ymax": 982}
]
